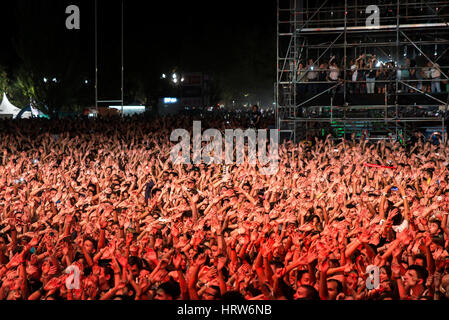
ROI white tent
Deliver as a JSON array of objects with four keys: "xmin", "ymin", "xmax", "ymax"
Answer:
[{"xmin": 0, "ymin": 93, "xmax": 21, "ymax": 119}]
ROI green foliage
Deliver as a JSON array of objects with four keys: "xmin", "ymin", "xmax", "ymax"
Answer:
[
  {"xmin": 9, "ymin": 0, "xmax": 89, "ymax": 113},
  {"xmin": 0, "ymin": 66, "xmax": 9, "ymax": 95}
]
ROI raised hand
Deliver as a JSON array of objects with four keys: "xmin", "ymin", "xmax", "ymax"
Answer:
[
  {"xmin": 99, "ymin": 217, "xmax": 108, "ymax": 230},
  {"xmin": 29, "ymin": 235, "xmax": 40, "ymax": 247},
  {"xmin": 273, "ymin": 267, "xmax": 286, "ymax": 279},
  {"xmin": 318, "ymin": 258, "xmax": 330, "ymax": 273},
  {"xmin": 392, "ymin": 244, "xmax": 403, "ymax": 258},
  {"xmin": 191, "ymin": 193, "xmax": 200, "ymax": 204},
  {"xmin": 195, "ymin": 253, "xmax": 207, "ymax": 266},
  {"xmin": 172, "ymin": 253, "xmax": 182, "ymax": 270},
  {"xmin": 217, "ymin": 255, "xmax": 227, "ymax": 271},
  {"xmin": 171, "ymin": 225, "xmax": 180, "ymax": 238},
  {"xmin": 126, "ymin": 232, "xmax": 134, "ymax": 247},
  {"xmin": 391, "ymin": 261, "xmax": 402, "ymax": 279},
  {"xmin": 116, "ymin": 252, "xmax": 128, "ymax": 268}
]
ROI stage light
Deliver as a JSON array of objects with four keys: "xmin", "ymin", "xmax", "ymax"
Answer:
[
  {"xmin": 173, "ymin": 78, "xmax": 178, "ymax": 84},
  {"xmin": 162, "ymin": 74, "xmax": 166, "ymax": 79},
  {"xmin": 43, "ymin": 78, "xmax": 48, "ymax": 83},
  {"xmin": 181, "ymin": 78, "xmax": 185, "ymax": 82},
  {"xmin": 52, "ymin": 78, "xmax": 57, "ymax": 83},
  {"xmin": 376, "ymin": 61, "xmax": 382, "ymax": 67},
  {"xmin": 172, "ymin": 73, "xmax": 177, "ymax": 79},
  {"xmin": 84, "ymin": 80, "xmax": 88, "ymax": 84}
]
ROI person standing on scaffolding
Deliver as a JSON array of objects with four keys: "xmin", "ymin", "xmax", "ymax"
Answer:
[
  {"xmin": 327, "ymin": 55, "xmax": 340, "ymax": 95},
  {"xmin": 366, "ymin": 55, "xmax": 377, "ymax": 94},
  {"xmin": 297, "ymin": 62, "xmax": 307, "ymax": 96},
  {"xmin": 430, "ymin": 61, "xmax": 442, "ymax": 93},
  {"xmin": 306, "ymin": 58, "xmax": 319, "ymax": 94}
]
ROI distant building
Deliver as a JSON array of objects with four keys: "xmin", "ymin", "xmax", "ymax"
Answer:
[
  {"xmin": 157, "ymin": 72, "xmax": 211, "ymax": 115},
  {"xmin": 158, "ymin": 97, "xmax": 182, "ymax": 116},
  {"xmin": 181, "ymin": 72, "xmax": 211, "ymax": 109}
]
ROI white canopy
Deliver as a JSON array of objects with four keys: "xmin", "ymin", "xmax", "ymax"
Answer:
[{"xmin": 0, "ymin": 93, "xmax": 21, "ymax": 118}]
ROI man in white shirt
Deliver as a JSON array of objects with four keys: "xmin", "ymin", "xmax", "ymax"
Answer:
[
  {"xmin": 350, "ymin": 62, "xmax": 358, "ymax": 94},
  {"xmin": 306, "ymin": 59, "xmax": 318, "ymax": 94},
  {"xmin": 297, "ymin": 62, "xmax": 307, "ymax": 95},
  {"xmin": 351, "ymin": 64, "xmax": 358, "ymax": 82},
  {"xmin": 327, "ymin": 56, "xmax": 340, "ymax": 95},
  {"xmin": 328, "ymin": 57, "xmax": 339, "ymax": 81},
  {"xmin": 429, "ymin": 62, "xmax": 442, "ymax": 93}
]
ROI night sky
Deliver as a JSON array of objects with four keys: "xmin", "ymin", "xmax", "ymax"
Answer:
[{"xmin": 1, "ymin": 0, "xmax": 277, "ymax": 107}]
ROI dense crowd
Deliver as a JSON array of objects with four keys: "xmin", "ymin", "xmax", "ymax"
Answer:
[{"xmin": 1, "ymin": 114, "xmax": 449, "ymax": 300}]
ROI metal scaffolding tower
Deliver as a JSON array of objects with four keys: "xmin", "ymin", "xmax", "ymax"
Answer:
[{"xmin": 276, "ymin": 0, "xmax": 449, "ymax": 143}]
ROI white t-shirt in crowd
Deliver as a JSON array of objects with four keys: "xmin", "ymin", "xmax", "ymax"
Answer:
[
  {"xmin": 392, "ymin": 219, "xmax": 409, "ymax": 233},
  {"xmin": 431, "ymin": 64, "xmax": 441, "ymax": 78},
  {"xmin": 307, "ymin": 65, "xmax": 318, "ymax": 80},
  {"xmin": 351, "ymin": 64, "xmax": 358, "ymax": 81},
  {"xmin": 329, "ymin": 66, "xmax": 339, "ymax": 81}
]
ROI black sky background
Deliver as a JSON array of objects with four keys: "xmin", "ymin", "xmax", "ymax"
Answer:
[{"xmin": 0, "ymin": 0, "xmax": 277, "ymax": 107}]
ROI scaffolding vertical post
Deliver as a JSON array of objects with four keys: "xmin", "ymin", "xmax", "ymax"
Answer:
[
  {"xmin": 294, "ymin": 121, "xmax": 296, "ymax": 143},
  {"xmin": 276, "ymin": 0, "xmax": 280, "ymax": 131},
  {"xmin": 121, "ymin": 0, "xmax": 124, "ymax": 116},
  {"xmin": 443, "ymin": 117, "xmax": 445, "ymax": 144},
  {"xmin": 384, "ymin": 84, "xmax": 387, "ymax": 121},
  {"xmin": 343, "ymin": 0, "xmax": 347, "ymax": 105},
  {"xmin": 395, "ymin": 0, "xmax": 400, "ymax": 118},
  {"xmin": 330, "ymin": 96, "xmax": 333, "ymax": 125},
  {"xmin": 394, "ymin": 0, "xmax": 400, "ymax": 141},
  {"xmin": 404, "ymin": 121, "xmax": 407, "ymax": 145},
  {"xmin": 293, "ymin": 0, "xmax": 297, "ymax": 119},
  {"xmin": 95, "ymin": 0, "xmax": 98, "ymax": 111}
]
